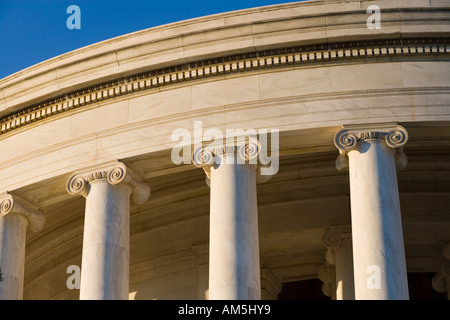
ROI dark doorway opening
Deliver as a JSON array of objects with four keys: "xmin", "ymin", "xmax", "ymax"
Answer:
[{"xmin": 277, "ymin": 273, "xmax": 447, "ymax": 300}]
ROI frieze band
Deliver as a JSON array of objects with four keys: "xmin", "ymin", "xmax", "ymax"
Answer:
[{"xmin": 0, "ymin": 38, "xmax": 448, "ymax": 136}]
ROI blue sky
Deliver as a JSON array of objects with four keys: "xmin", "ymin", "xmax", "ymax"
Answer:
[{"xmin": 0, "ymin": 0, "xmax": 303, "ymax": 79}]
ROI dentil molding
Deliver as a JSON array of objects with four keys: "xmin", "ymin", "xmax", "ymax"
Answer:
[{"xmin": 0, "ymin": 38, "xmax": 448, "ymax": 137}]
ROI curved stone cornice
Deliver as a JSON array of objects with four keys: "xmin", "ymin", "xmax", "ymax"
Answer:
[
  {"xmin": 0, "ymin": 193, "xmax": 45, "ymax": 232},
  {"xmin": 0, "ymin": 38, "xmax": 448, "ymax": 137},
  {"xmin": 66, "ymin": 162, "xmax": 151, "ymax": 204},
  {"xmin": 334, "ymin": 123, "xmax": 409, "ymax": 171},
  {"xmin": 1, "ymin": 0, "xmax": 448, "ymax": 116}
]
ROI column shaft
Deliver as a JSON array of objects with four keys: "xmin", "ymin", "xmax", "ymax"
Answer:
[
  {"xmin": 80, "ymin": 180, "xmax": 131, "ymax": 300},
  {"xmin": 348, "ymin": 140, "xmax": 408, "ymax": 299},
  {"xmin": 67, "ymin": 162, "xmax": 150, "ymax": 300},
  {"xmin": 0, "ymin": 213, "xmax": 27, "ymax": 300},
  {"xmin": 209, "ymin": 156, "xmax": 261, "ymax": 300},
  {"xmin": 335, "ymin": 237, "xmax": 354, "ymax": 300},
  {"xmin": 323, "ymin": 227, "xmax": 355, "ymax": 300},
  {"xmin": 0, "ymin": 193, "xmax": 44, "ymax": 300}
]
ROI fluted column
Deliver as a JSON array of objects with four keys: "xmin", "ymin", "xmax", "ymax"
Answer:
[
  {"xmin": 194, "ymin": 139, "xmax": 268, "ymax": 300},
  {"xmin": 334, "ymin": 123, "xmax": 409, "ymax": 300},
  {"xmin": 323, "ymin": 226, "xmax": 355, "ymax": 300},
  {"xmin": 0, "ymin": 193, "xmax": 45, "ymax": 300},
  {"xmin": 67, "ymin": 161, "xmax": 150, "ymax": 300}
]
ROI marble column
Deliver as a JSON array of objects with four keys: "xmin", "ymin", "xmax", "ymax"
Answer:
[
  {"xmin": 334, "ymin": 123, "xmax": 409, "ymax": 300},
  {"xmin": 323, "ymin": 226, "xmax": 355, "ymax": 300},
  {"xmin": 0, "ymin": 193, "xmax": 45, "ymax": 300},
  {"xmin": 67, "ymin": 161, "xmax": 150, "ymax": 300},
  {"xmin": 432, "ymin": 243, "xmax": 450, "ymax": 299},
  {"xmin": 194, "ymin": 139, "xmax": 268, "ymax": 300}
]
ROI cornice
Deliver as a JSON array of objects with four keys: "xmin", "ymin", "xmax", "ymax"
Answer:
[{"xmin": 0, "ymin": 37, "xmax": 449, "ymax": 137}]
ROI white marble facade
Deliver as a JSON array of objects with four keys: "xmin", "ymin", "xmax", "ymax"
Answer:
[{"xmin": 0, "ymin": 0, "xmax": 449, "ymax": 300}]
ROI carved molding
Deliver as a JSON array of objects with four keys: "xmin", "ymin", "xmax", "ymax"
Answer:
[
  {"xmin": 334, "ymin": 123, "xmax": 409, "ymax": 171},
  {"xmin": 0, "ymin": 38, "xmax": 448, "ymax": 136},
  {"xmin": 0, "ymin": 193, "xmax": 45, "ymax": 232},
  {"xmin": 66, "ymin": 161, "xmax": 151, "ymax": 204}
]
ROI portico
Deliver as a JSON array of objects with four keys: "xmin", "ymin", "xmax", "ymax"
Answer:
[{"xmin": 0, "ymin": 0, "xmax": 448, "ymax": 301}]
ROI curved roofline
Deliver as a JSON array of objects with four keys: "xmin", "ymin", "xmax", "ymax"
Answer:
[
  {"xmin": 0, "ymin": 1, "xmax": 305, "ymax": 84},
  {"xmin": 0, "ymin": 0, "xmax": 448, "ymax": 117}
]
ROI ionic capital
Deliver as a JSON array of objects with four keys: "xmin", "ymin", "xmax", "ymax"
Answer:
[
  {"xmin": 318, "ymin": 262, "xmax": 336, "ymax": 284},
  {"xmin": 66, "ymin": 161, "xmax": 151, "ymax": 204},
  {"xmin": 334, "ymin": 123, "xmax": 408, "ymax": 171},
  {"xmin": 322, "ymin": 226, "xmax": 352, "ymax": 266},
  {"xmin": 0, "ymin": 193, "xmax": 45, "ymax": 232},
  {"xmin": 318, "ymin": 262, "xmax": 336, "ymax": 298},
  {"xmin": 322, "ymin": 226, "xmax": 352, "ymax": 249},
  {"xmin": 192, "ymin": 138, "xmax": 272, "ymax": 185}
]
